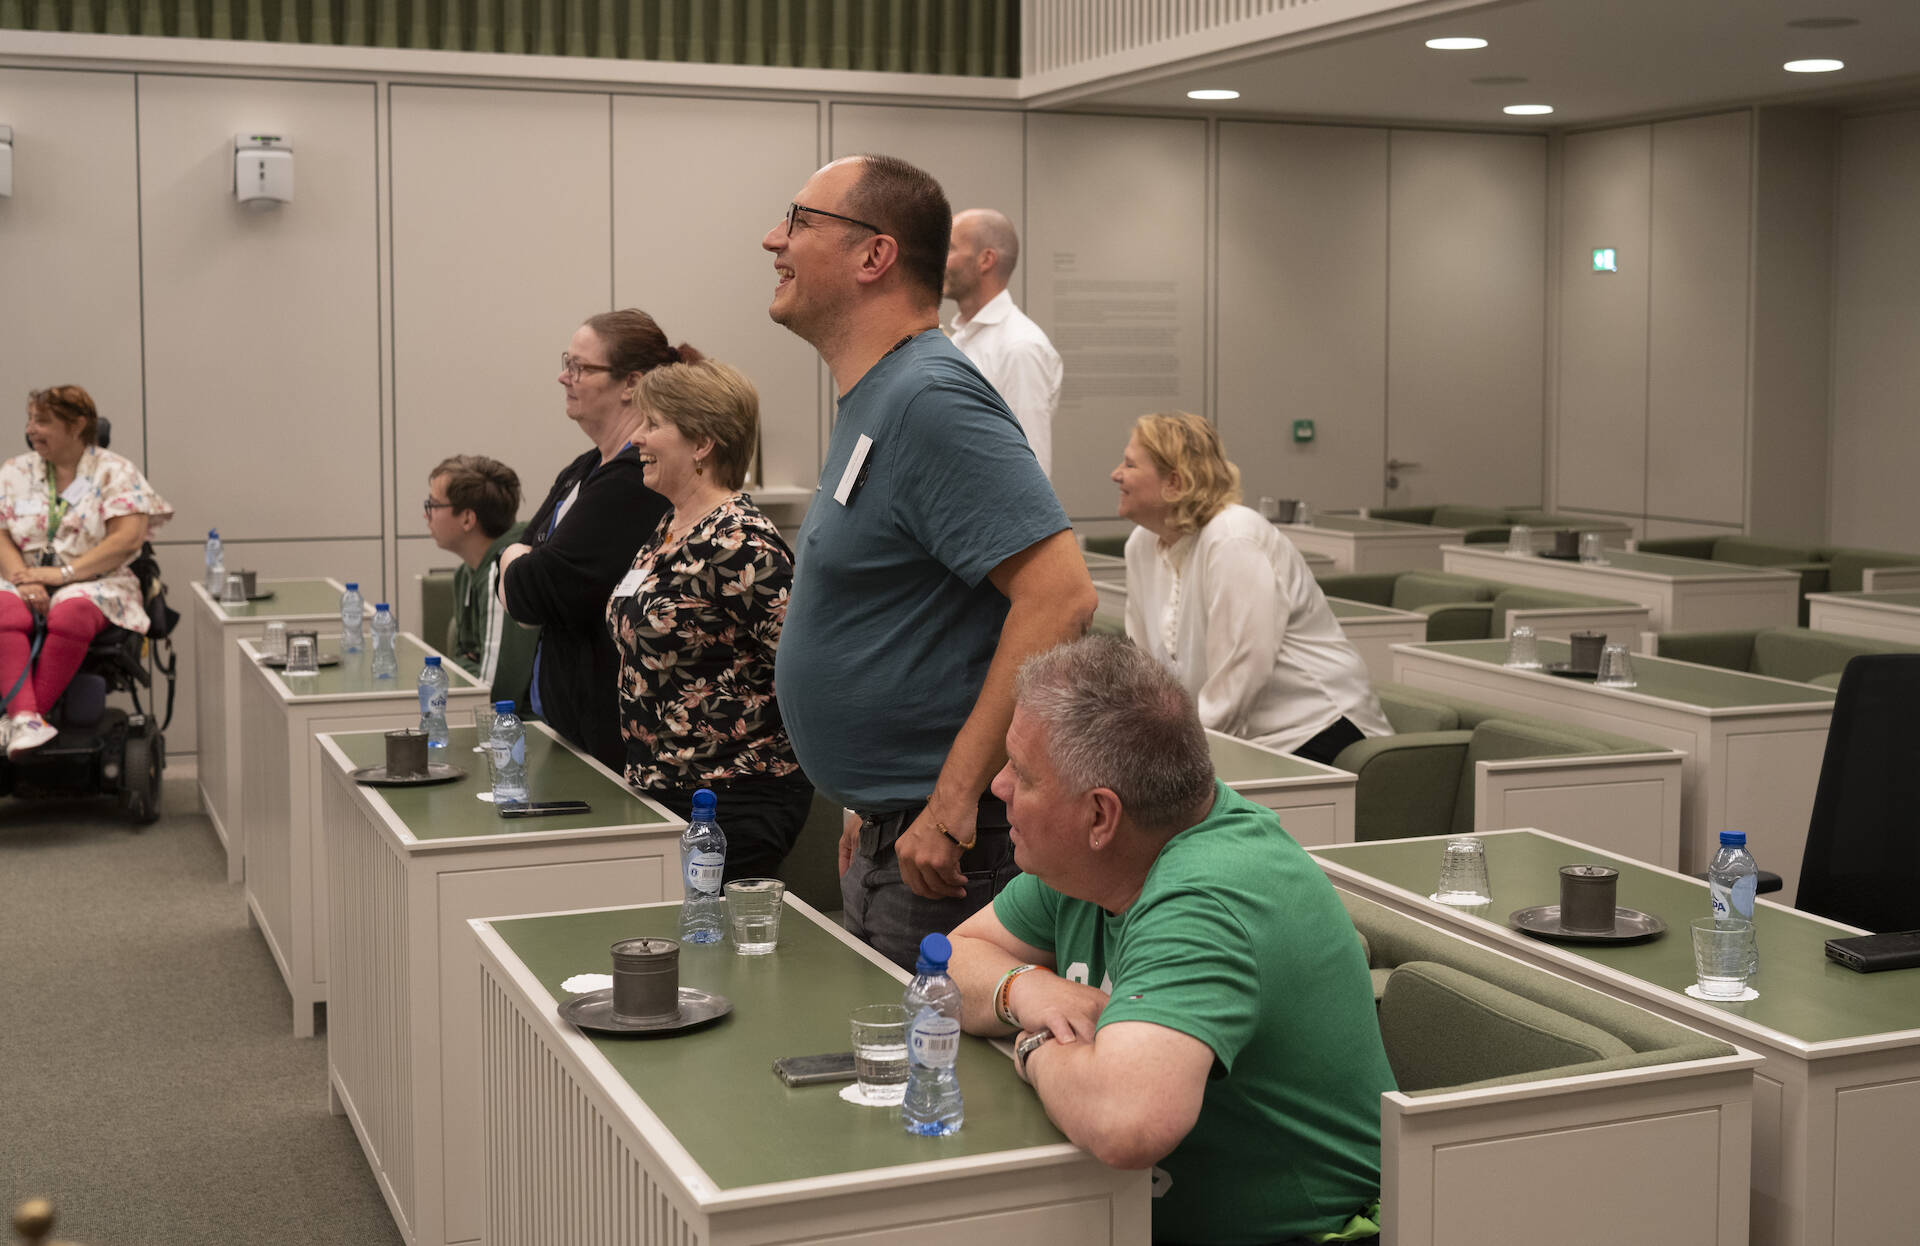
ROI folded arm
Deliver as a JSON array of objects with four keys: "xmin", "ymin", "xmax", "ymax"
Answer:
[{"xmin": 1021, "ymin": 1019, "xmax": 1212, "ymax": 1170}]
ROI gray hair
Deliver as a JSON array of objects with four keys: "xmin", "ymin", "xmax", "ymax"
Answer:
[
  {"xmin": 1014, "ymin": 635, "xmax": 1215, "ymax": 837},
  {"xmin": 961, "ymin": 208, "xmax": 1021, "ymax": 279}
]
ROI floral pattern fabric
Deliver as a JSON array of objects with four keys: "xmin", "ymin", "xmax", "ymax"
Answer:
[
  {"xmin": 0, "ymin": 447, "xmax": 174, "ymax": 633},
  {"xmin": 606, "ymin": 493, "xmax": 801, "ymax": 792}
]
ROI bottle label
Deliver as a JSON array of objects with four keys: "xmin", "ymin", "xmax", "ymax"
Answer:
[
  {"xmin": 685, "ymin": 851, "xmax": 724, "ymax": 894},
  {"xmin": 1730, "ymin": 874, "xmax": 1757, "ymax": 920},
  {"xmin": 909, "ymin": 1013, "xmax": 961, "ymax": 1068}
]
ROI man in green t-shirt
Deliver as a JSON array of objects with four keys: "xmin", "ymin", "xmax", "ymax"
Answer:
[
  {"xmin": 426, "ymin": 455, "xmax": 536, "ymax": 713},
  {"xmin": 949, "ymin": 635, "xmax": 1394, "ymax": 1245}
]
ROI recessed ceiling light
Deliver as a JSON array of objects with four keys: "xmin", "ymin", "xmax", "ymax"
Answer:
[
  {"xmin": 1187, "ymin": 89, "xmax": 1241, "ymax": 101},
  {"xmin": 1786, "ymin": 17, "xmax": 1859, "ymax": 29},
  {"xmin": 1504, "ymin": 104, "xmax": 1554, "ymax": 116},
  {"xmin": 1784, "ymin": 58, "xmax": 1846, "ymax": 73},
  {"xmin": 1471, "ymin": 75, "xmax": 1529, "ymax": 86},
  {"xmin": 1425, "ymin": 37, "xmax": 1489, "ymax": 51}
]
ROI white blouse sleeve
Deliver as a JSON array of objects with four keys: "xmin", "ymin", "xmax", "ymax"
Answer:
[{"xmin": 1191, "ymin": 534, "xmax": 1286, "ymax": 735}]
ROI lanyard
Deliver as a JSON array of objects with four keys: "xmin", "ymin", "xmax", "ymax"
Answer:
[{"xmin": 44, "ymin": 459, "xmax": 71, "ymax": 539}]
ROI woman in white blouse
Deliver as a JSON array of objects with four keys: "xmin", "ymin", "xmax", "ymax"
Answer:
[{"xmin": 1112, "ymin": 412, "xmax": 1390, "ymax": 764}]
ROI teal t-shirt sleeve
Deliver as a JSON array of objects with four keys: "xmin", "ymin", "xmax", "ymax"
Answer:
[
  {"xmin": 1096, "ymin": 889, "xmax": 1261, "ymax": 1074},
  {"xmin": 992, "ymin": 871, "xmax": 1062, "ymax": 954},
  {"xmin": 889, "ymin": 381, "xmax": 1069, "ymax": 589}
]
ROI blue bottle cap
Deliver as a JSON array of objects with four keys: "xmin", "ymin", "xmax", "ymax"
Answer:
[
  {"xmin": 691, "ymin": 788, "xmax": 717, "ymax": 818},
  {"xmin": 345, "ymin": 581, "xmax": 358, "ymax": 591},
  {"xmin": 493, "ymin": 700, "xmax": 515, "ymax": 713},
  {"xmin": 1719, "ymin": 831, "xmax": 1746, "ymax": 846},
  {"xmin": 375, "ymin": 603, "xmax": 390, "ymax": 612},
  {"xmin": 424, "ymin": 655, "xmax": 441, "ymax": 667},
  {"xmin": 915, "ymin": 932, "xmax": 953, "ymax": 974},
  {"xmin": 208, "ymin": 528, "xmax": 218, "ymax": 538}
]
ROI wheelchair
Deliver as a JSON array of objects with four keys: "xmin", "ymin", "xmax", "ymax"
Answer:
[{"xmin": 0, "ymin": 419, "xmax": 177, "ymax": 826}]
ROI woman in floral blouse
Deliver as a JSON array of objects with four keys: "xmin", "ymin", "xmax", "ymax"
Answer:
[
  {"xmin": 0, "ymin": 386, "xmax": 173, "ymax": 758},
  {"xmin": 607, "ymin": 360, "xmax": 811, "ymax": 882}
]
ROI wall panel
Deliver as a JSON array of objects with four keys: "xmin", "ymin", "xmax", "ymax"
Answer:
[
  {"xmin": 1829, "ymin": 108, "xmax": 1920, "ymax": 549},
  {"xmin": 138, "ymin": 74, "xmax": 379, "ymax": 541},
  {"xmin": 1386, "ymin": 129, "xmax": 1546, "ymax": 509},
  {"xmin": 613, "ymin": 95, "xmax": 821, "ymax": 495},
  {"xmin": 1645, "ymin": 111, "xmax": 1750, "ymax": 525},
  {"xmin": 1555, "ymin": 125, "xmax": 1651, "ymax": 515},
  {"xmin": 390, "ymin": 85, "xmax": 610, "ymax": 536},
  {"xmin": 0, "ymin": 69, "xmax": 144, "ymax": 467},
  {"xmin": 1025, "ymin": 113, "xmax": 1207, "ymax": 518},
  {"xmin": 1217, "ymin": 121, "xmax": 1387, "ymax": 509}
]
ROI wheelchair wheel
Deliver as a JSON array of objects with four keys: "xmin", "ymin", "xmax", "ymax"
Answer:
[{"xmin": 120, "ymin": 728, "xmax": 163, "ymax": 826}]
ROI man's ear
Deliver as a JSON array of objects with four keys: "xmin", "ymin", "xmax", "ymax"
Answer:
[
  {"xmin": 457, "ymin": 508, "xmax": 478, "ymax": 534},
  {"xmin": 853, "ymin": 234, "xmax": 903, "ymax": 287},
  {"xmin": 1086, "ymin": 787, "xmax": 1124, "ymax": 851}
]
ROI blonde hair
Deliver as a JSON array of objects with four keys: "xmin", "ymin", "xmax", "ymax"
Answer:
[
  {"xmin": 636, "ymin": 360, "xmax": 759, "ymax": 490},
  {"xmin": 1131, "ymin": 412, "xmax": 1241, "ymax": 536}
]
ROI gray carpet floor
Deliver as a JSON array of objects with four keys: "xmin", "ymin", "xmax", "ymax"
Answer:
[{"xmin": 2, "ymin": 769, "xmax": 403, "ymax": 1246}]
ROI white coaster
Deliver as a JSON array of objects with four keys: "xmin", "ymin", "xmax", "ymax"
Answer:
[
  {"xmin": 560, "ymin": 973, "xmax": 613, "ymax": 995},
  {"xmin": 1685, "ymin": 983, "xmax": 1758, "ymax": 1002},
  {"xmin": 475, "ymin": 791, "xmax": 496, "ymax": 802},
  {"xmin": 839, "ymin": 1082, "xmax": 905, "ymax": 1108}
]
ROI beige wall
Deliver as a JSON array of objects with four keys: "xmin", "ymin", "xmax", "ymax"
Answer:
[{"xmin": 1830, "ymin": 107, "xmax": 1920, "ymax": 549}]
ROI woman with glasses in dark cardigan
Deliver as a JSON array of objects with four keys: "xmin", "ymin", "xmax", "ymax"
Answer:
[{"xmin": 496, "ymin": 309, "xmax": 691, "ymax": 770}]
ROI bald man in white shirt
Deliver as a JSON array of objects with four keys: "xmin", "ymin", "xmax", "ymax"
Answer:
[{"xmin": 945, "ymin": 209, "xmax": 1064, "ymax": 479}]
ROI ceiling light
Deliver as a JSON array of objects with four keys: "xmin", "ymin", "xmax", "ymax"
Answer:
[
  {"xmin": 1425, "ymin": 37, "xmax": 1489, "ymax": 50},
  {"xmin": 1783, "ymin": 58, "xmax": 1845, "ymax": 73},
  {"xmin": 1504, "ymin": 104, "xmax": 1554, "ymax": 116},
  {"xmin": 1187, "ymin": 89, "xmax": 1240, "ymax": 101}
]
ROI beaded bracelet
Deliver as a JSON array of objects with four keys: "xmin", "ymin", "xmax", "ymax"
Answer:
[{"xmin": 994, "ymin": 963, "xmax": 1039, "ymax": 1028}]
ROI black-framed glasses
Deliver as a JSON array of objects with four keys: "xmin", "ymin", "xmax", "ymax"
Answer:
[
  {"xmin": 560, "ymin": 352, "xmax": 618, "ymax": 382},
  {"xmin": 785, "ymin": 202, "xmax": 885, "ymax": 238},
  {"xmin": 423, "ymin": 497, "xmax": 454, "ymax": 513}
]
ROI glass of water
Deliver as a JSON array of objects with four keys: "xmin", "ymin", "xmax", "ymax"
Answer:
[
  {"xmin": 263, "ymin": 620, "xmax": 288, "ymax": 659},
  {"xmin": 848, "ymin": 1004, "xmax": 910, "ymax": 1105},
  {"xmin": 724, "ymin": 878, "xmax": 785, "ymax": 955},
  {"xmin": 473, "ymin": 703, "xmax": 497, "ymax": 754}
]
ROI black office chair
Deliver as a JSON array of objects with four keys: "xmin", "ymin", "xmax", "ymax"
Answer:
[
  {"xmin": 0, "ymin": 417, "xmax": 177, "ymax": 824},
  {"xmin": 1795, "ymin": 653, "xmax": 1920, "ymax": 932}
]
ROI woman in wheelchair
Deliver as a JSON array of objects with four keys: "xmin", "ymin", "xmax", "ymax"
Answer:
[{"xmin": 0, "ymin": 386, "xmax": 173, "ymax": 759}]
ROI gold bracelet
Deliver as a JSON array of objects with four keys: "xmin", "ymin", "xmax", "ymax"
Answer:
[{"xmin": 934, "ymin": 821, "xmax": 977, "ymax": 851}]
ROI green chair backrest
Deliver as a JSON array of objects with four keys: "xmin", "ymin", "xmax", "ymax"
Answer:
[
  {"xmin": 419, "ymin": 568, "xmax": 456, "ymax": 656},
  {"xmin": 1390, "ymin": 571, "xmax": 1494, "ymax": 612},
  {"xmin": 1450, "ymin": 718, "xmax": 1596, "ymax": 836},
  {"xmin": 1083, "ymin": 534, "xmax": 1128, "ymax": 558},
  {"xmin": 1710, "ymin": 536, "xmax": 1820, "ymax": 567},
  {"xmin": 1816, "ymin": 546, "xmax": 1920, "ymax": 593},
  {"xmin": 1429, "ymin": 504, "xmax": 1510, "ymax": 530},
  {"xmin": 1750, "ymin": 628, "xmax": 1920, "ymax": 684},
  {"xmin": 1377, "ymin": 961, "xmax": 1634, "ymax": 1093}
]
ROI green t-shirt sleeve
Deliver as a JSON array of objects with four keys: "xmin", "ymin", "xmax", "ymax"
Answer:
[
  {"xmin": 1097, "ymin": 888, "xmax": 1260, "ymax": 1075},
  {"xmin": 992, "ymin": 872, "xmax": 1061, "ymax": 954}
]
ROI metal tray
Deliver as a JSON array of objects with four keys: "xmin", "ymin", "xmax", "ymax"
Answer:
[
  {"xmin": 1542, "ymin": 662, "xmax": 1599, "ymax": 680},
  {"xmin": 560, "ymin": 987, "xmax": 732, "ymax": 1035},
  {"xmin": 349, "ymin": 762, "xmax": 466, "ymax": 787},
  {"xmin": 246, "ymin": 590, "xmax": 277, "ymax": 601},
  {"xmin": 1510, "ymin": 904, "xmax": 1666, "ymax": 945},
  {"xmin": 259, "ymin": 653, "xmax": 341, "ymax": 669}
]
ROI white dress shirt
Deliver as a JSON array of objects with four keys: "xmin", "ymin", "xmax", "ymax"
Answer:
[
  {"xmin": 950, "ymin": 288, "xmax": 1063, "ymax": 478},
  {"xmin": 1124, "ymin": 504, "xmax": 1392, "ymax": 754}
]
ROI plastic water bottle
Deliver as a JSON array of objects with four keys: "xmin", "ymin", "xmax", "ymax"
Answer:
[
  {"xmin": 369, "ymin": 603, "xmax": 398, "ymax": 679},
  {"xmin": 489, "ymin": 700, "xmax": 528, "ymax": 803},
  {"xmin": 204, "ymin": 530, "xmax": 224, "ymax": 594},
  {"xmin": 1707, "ymin": 830, "xmax": 1761, "ymax": 974},
  {"xmin": 339, "ymin": 582, "xmax": 365, "ymax": 653},
  {"xmin": 678, "ymin": 789, "xmax": 727, "ymax": 944},
  {"xmin": 902, "ymin": 932, "xmax": 965, "ymax": 1136},
  {"xmin": 417, "ymin": 655, "xmax": 449, "ymax": 748}
]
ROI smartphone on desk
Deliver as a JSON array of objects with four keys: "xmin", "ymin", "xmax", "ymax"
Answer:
[
  {"xmin": 772, "ymin": 1052, "xmax": 858, "ymax": 1087},
  {"xmin": 496, "ymin": 800, "xmax": 592, "ymax": 819}
]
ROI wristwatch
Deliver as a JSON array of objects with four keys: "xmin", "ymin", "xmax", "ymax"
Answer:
[{"xmin": 1014, "ymin": 1028, "xmax": 1054, "ymax": 1083}]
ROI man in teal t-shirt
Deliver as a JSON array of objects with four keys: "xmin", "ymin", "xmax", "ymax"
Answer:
[{"xmin": 950, "ymin": 636, "xmax": 1394, "ymax": 1245}]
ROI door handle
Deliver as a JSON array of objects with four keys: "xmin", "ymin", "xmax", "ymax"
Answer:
[{"xmin": 1386, "ymin": 458, "xmax": 1421, "ymax": 471}]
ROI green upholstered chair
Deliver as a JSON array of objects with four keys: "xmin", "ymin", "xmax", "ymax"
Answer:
[
  {"xmin": 1636, "ymin": 535, "xmax": 1831, "ymax": 623},
  {"xmin": 419, "ymin": 568, "xmax": 456, "ymax": 655},
  {"xmin": 1815, "ymin": 545, "xmax": 1920, "ymax": 593},
  {"xmin": 1654, "ymin": 627, "xmax": 1920, "ymax": 685},
  {"xmin": 780, "ymin": 792, "xmax": 848, "ymax": 917},
  {"xmin": 1083, "ymin": 534, "xmax": 1127, "ymax": 558}
]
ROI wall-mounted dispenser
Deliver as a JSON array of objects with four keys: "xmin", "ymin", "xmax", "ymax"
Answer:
[
  {"xmin": 234, "ymin": 134, "xmax": 292, "ymax": 208},
  {"xmin": 0, "ymin": 126, "xmax": 13, "ymax": 198}
]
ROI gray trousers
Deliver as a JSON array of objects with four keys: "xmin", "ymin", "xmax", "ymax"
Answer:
[{"xmin": 839, "ymin": 794, "xmax": 1018, "ymax": 972}]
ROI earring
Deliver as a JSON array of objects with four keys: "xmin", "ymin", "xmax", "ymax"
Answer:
[{"xmin": 694, "ymin": 458, "xmax": 706, "ymax": 475}]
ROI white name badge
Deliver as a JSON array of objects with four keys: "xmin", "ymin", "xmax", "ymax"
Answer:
[
  {"xmin": 612, "ymin": 568, "xmax": 646, "ymax": 598},
  {"xmin": 834, "ymin": 434, "xmax": 874, "ymax": 506}
]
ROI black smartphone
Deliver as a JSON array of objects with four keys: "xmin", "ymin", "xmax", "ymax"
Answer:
[
  {"xmin": 772, "ymin": 1051, "xmax": 858, "ymax": 1087},
  {"xmin": 496, "ymin": 800, "xmax": 592, "ymax": 819}
]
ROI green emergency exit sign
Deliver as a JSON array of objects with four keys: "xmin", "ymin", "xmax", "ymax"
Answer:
[{"xmin": 1592, "ymin": 248, "xmax": 1619, "ymax": 273}]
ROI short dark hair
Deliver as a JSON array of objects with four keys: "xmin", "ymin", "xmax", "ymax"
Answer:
[
  {"xmin": 843, "ymin": 155, "xmax": 951, "ymax": 309},
  {"xmin": 1014, "ymin": 636, "xmax": 1217, "ymax": 838},
  {"xmin": 583, "ymin": 308, "xmax": 704, "ymax": 380},
  {"xmin": 28, "ymin": 385, "xmax": 100, "ymax": 446},
  {"xmin": 432, "ymin": 454, "xmax": 521, "ymax": 538}
]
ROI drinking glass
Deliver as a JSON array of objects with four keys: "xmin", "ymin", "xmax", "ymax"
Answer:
[
  {"xmin": 1595, "ymin": 643, "xmax": 1637, "ymax": 688},
  {"xmin": 1691, "ymin": 918, "xmax": 1755, "ymax": 1000},
  {"xmin": 724, "ymin": 878, "xmax": 785, "ymax": 955},
  {"xmin": 472, "ymin": 704, "xmax": 497, "ymax": 754},
  {"xmin": 1293, "ymin": 501, "xmax": 1313, "ymax": 526},
  {"xmin": 1506, "ymin": 524, "xmax": 1535, "ymax": 556},
  {"xmin": 849, "ymin": 1004, "xmax": 911, "ymax": 1105},
  {"xmin": 284, "ymin": 634, "xmax": 318, "ymax": 676},
  {"xmin": 262, "ymin": 620, "xmax": 288, "ymax": 660},
  {"xmin": 1579, "ymin": 531, "xmax": 1609, "ymax": 565},
  {"xmin": 1431, "ymin": 836, "xmax": 1492, "ymax": 907},
  {"xmin": 222, "ymin": 573, "xmax": 248, "ymax": 605},
  {"xmin": 1258, "ymin": 496, "xmax": 1280, "ymax": 521},
  {"xmin": 1503, "ymin": 624, "xmax": 1543, "ymax": 670}
]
